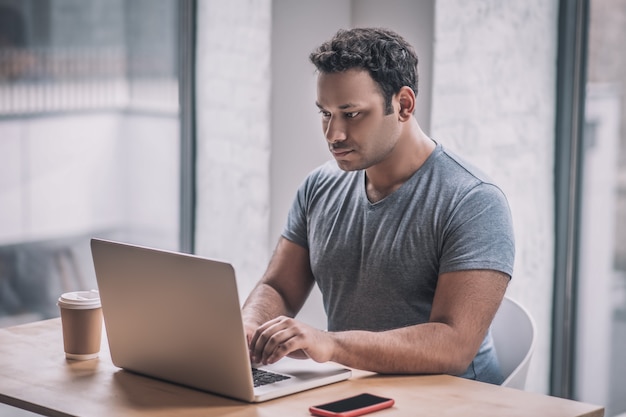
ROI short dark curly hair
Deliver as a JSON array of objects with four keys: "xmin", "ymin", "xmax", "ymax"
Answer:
[{"xmin": 309, "ymin": 27, "xmax": 419, "ymax": 115}]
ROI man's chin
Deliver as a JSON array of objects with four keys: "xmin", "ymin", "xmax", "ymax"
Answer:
[{"xmin": 334, "ymin": 159, "xmax": 362, "ymax": 172}]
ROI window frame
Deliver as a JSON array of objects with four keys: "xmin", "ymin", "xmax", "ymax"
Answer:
[
  {"xmin": 552, "ymin": 0, "xmax": 589, "ymax": 399},
  {"xmin": 178, "ymin": 0, "xmax": 197, "ymax": 254}
]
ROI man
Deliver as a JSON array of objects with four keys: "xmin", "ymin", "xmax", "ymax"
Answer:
[{"xmin": 242, "ymin": 27, "xmax": 514, "ymax": 384}]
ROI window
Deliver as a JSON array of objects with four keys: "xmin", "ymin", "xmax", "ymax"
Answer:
[
  {"xmin": 0, "ymin": 0, "xmax": 185, "ymax": 327},
  {"xmin": 554, "ymin": 0, "xmax": 626, "ymax": 415},
  {"xmin": 575, "ymin": 1, "xmax": 626, "ymax": 415}
]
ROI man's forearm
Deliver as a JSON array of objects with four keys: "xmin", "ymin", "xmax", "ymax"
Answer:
[
  {"xmin": 329, "ymin": 323, "xmax": 476, "ymax": 376},
  {"xmin": 242, "ymin": 237, "xmax": 315, "ymax": 331},
  {"xmin": 242, "ymin": 282, "xmax": 292, "ymax": 329}
]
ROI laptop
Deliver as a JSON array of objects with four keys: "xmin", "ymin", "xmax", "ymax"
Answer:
[{"xmin": 90, "ymin": 238, "xmax": 351, "ymax": 402}]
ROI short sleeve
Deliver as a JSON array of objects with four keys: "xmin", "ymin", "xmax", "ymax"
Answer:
[{"xmin": 439, "ymin": 183, "xmax": 515, "ymax": 277}]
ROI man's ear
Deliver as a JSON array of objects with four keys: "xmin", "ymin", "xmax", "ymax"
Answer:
[{"xmin": 397, "ymin": 86, "xmax": 415, "ymax": 121}]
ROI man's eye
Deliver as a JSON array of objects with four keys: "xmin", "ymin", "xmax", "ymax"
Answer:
[
  {"xmin": 319, "ymin": 110, "xmax": 331, "ymax": 119},
  {"xmin": 345, "ymin": 112, "xmax": 359, "ymax": 118}
]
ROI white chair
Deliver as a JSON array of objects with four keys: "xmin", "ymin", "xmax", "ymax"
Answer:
[{"xmin": 491, "ymin": 296, "xmax": 536, "ymax": 390}]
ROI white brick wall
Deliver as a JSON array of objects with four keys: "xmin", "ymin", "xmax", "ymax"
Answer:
[
  {"xmin": 431, "ymin": 0, "xmax": 559, "ymax": 393},
  {"xmin": 194, "ymin": 0, "xmax": 273, "ymax": 301}
]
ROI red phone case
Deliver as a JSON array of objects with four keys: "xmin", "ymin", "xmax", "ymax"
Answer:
[{"xmin": 309, "ymin": 394, "xmax": 394, "ymax": 417}]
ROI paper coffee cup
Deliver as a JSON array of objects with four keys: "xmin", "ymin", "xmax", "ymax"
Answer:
[{"xmin": 57, "ymin": 290, "xmax": 103, "ymax": 360}]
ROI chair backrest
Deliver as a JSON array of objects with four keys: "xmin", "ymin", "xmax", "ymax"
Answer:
[{"xmin": 491, "ymin": 296, "xmax": 536, "ymax": 390}]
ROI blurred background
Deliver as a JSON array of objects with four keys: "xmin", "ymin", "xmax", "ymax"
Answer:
[{"xmin": 0, "ymin": 0, "xmax": 624, "ymax": 416}]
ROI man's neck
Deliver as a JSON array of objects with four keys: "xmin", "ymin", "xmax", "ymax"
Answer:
[{"xmin": 364, "ymin": 120, "xmax": 435, "ymax": 203}]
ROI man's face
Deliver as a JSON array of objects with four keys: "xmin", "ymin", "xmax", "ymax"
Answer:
[{"xmin": 316, "ymin": 69, "xmax": 401, "ymax": 171}]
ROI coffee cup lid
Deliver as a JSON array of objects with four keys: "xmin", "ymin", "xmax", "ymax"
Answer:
[{"xmin": 57, "ymin": 290, "xmax": 101, "ymax": 309}]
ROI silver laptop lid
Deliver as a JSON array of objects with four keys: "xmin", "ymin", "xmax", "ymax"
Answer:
[{"xmin": 91, "ymin": 238, "xmax": 256, "ymax": 401}]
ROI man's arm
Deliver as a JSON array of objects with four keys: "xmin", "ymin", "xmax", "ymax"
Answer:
[
  {"xmin": 249, "ymin": 269, "xmax": 509, "ymax": 375},
  {"xmin": 241, "ymin": 237, "xmax": 316, "ymax": 343}
]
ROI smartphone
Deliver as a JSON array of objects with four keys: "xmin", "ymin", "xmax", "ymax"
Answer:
[{"xmin": 309, "ymin": 393, "xmax": 394, "ymax": 417}]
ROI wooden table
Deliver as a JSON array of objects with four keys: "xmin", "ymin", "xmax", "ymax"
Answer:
[{"xmin": 0, "ymin": 319, "xmax": 604, "ymax": 417}]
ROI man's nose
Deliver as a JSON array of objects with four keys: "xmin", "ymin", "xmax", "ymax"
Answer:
[{"xmin": 324, "ymin": 117, "xmax": 347, "ymax": 143}]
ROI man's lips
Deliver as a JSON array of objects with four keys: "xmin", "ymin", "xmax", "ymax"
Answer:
[{"xmin": 330, "ymin": 147, "xmax": 352, "ymax": 157}]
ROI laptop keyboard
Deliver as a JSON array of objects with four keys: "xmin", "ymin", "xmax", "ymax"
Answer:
[{"xmin": 252, "ymin": 368, "xmax": 291, "ymax": 387}]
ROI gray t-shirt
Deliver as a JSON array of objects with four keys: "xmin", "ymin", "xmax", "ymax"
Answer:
[{"xmin": 282, "ymin": 143, "xmax": 515, "ymax": 384}]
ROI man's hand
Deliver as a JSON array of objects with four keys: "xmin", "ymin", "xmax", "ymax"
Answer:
[
  {"xmin": 248, "ymin": 316, "xmax": 334, "ymax": 365},
  {"xmin": 241, "ymin": 237, "xmax": 317, "ymax": 365}
]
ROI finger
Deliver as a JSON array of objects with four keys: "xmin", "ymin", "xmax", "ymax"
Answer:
[
  {"xmin": 256, "ymin": 323, "xmax": 294, "ymax": 364},
  {"xmin": 250, "ymin": 317, "xmax": 289, "ymax": 363},
  {"xmin": 262, "ymin": 327, "xmax": 302, "ymax": 364},
  {"xmin": 256, "ymin": 318, "xmax": 303, "ymax": 364},
  {"xmin": 249, "ymin": 317, "xmax": 278, "ymax": 352}
]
